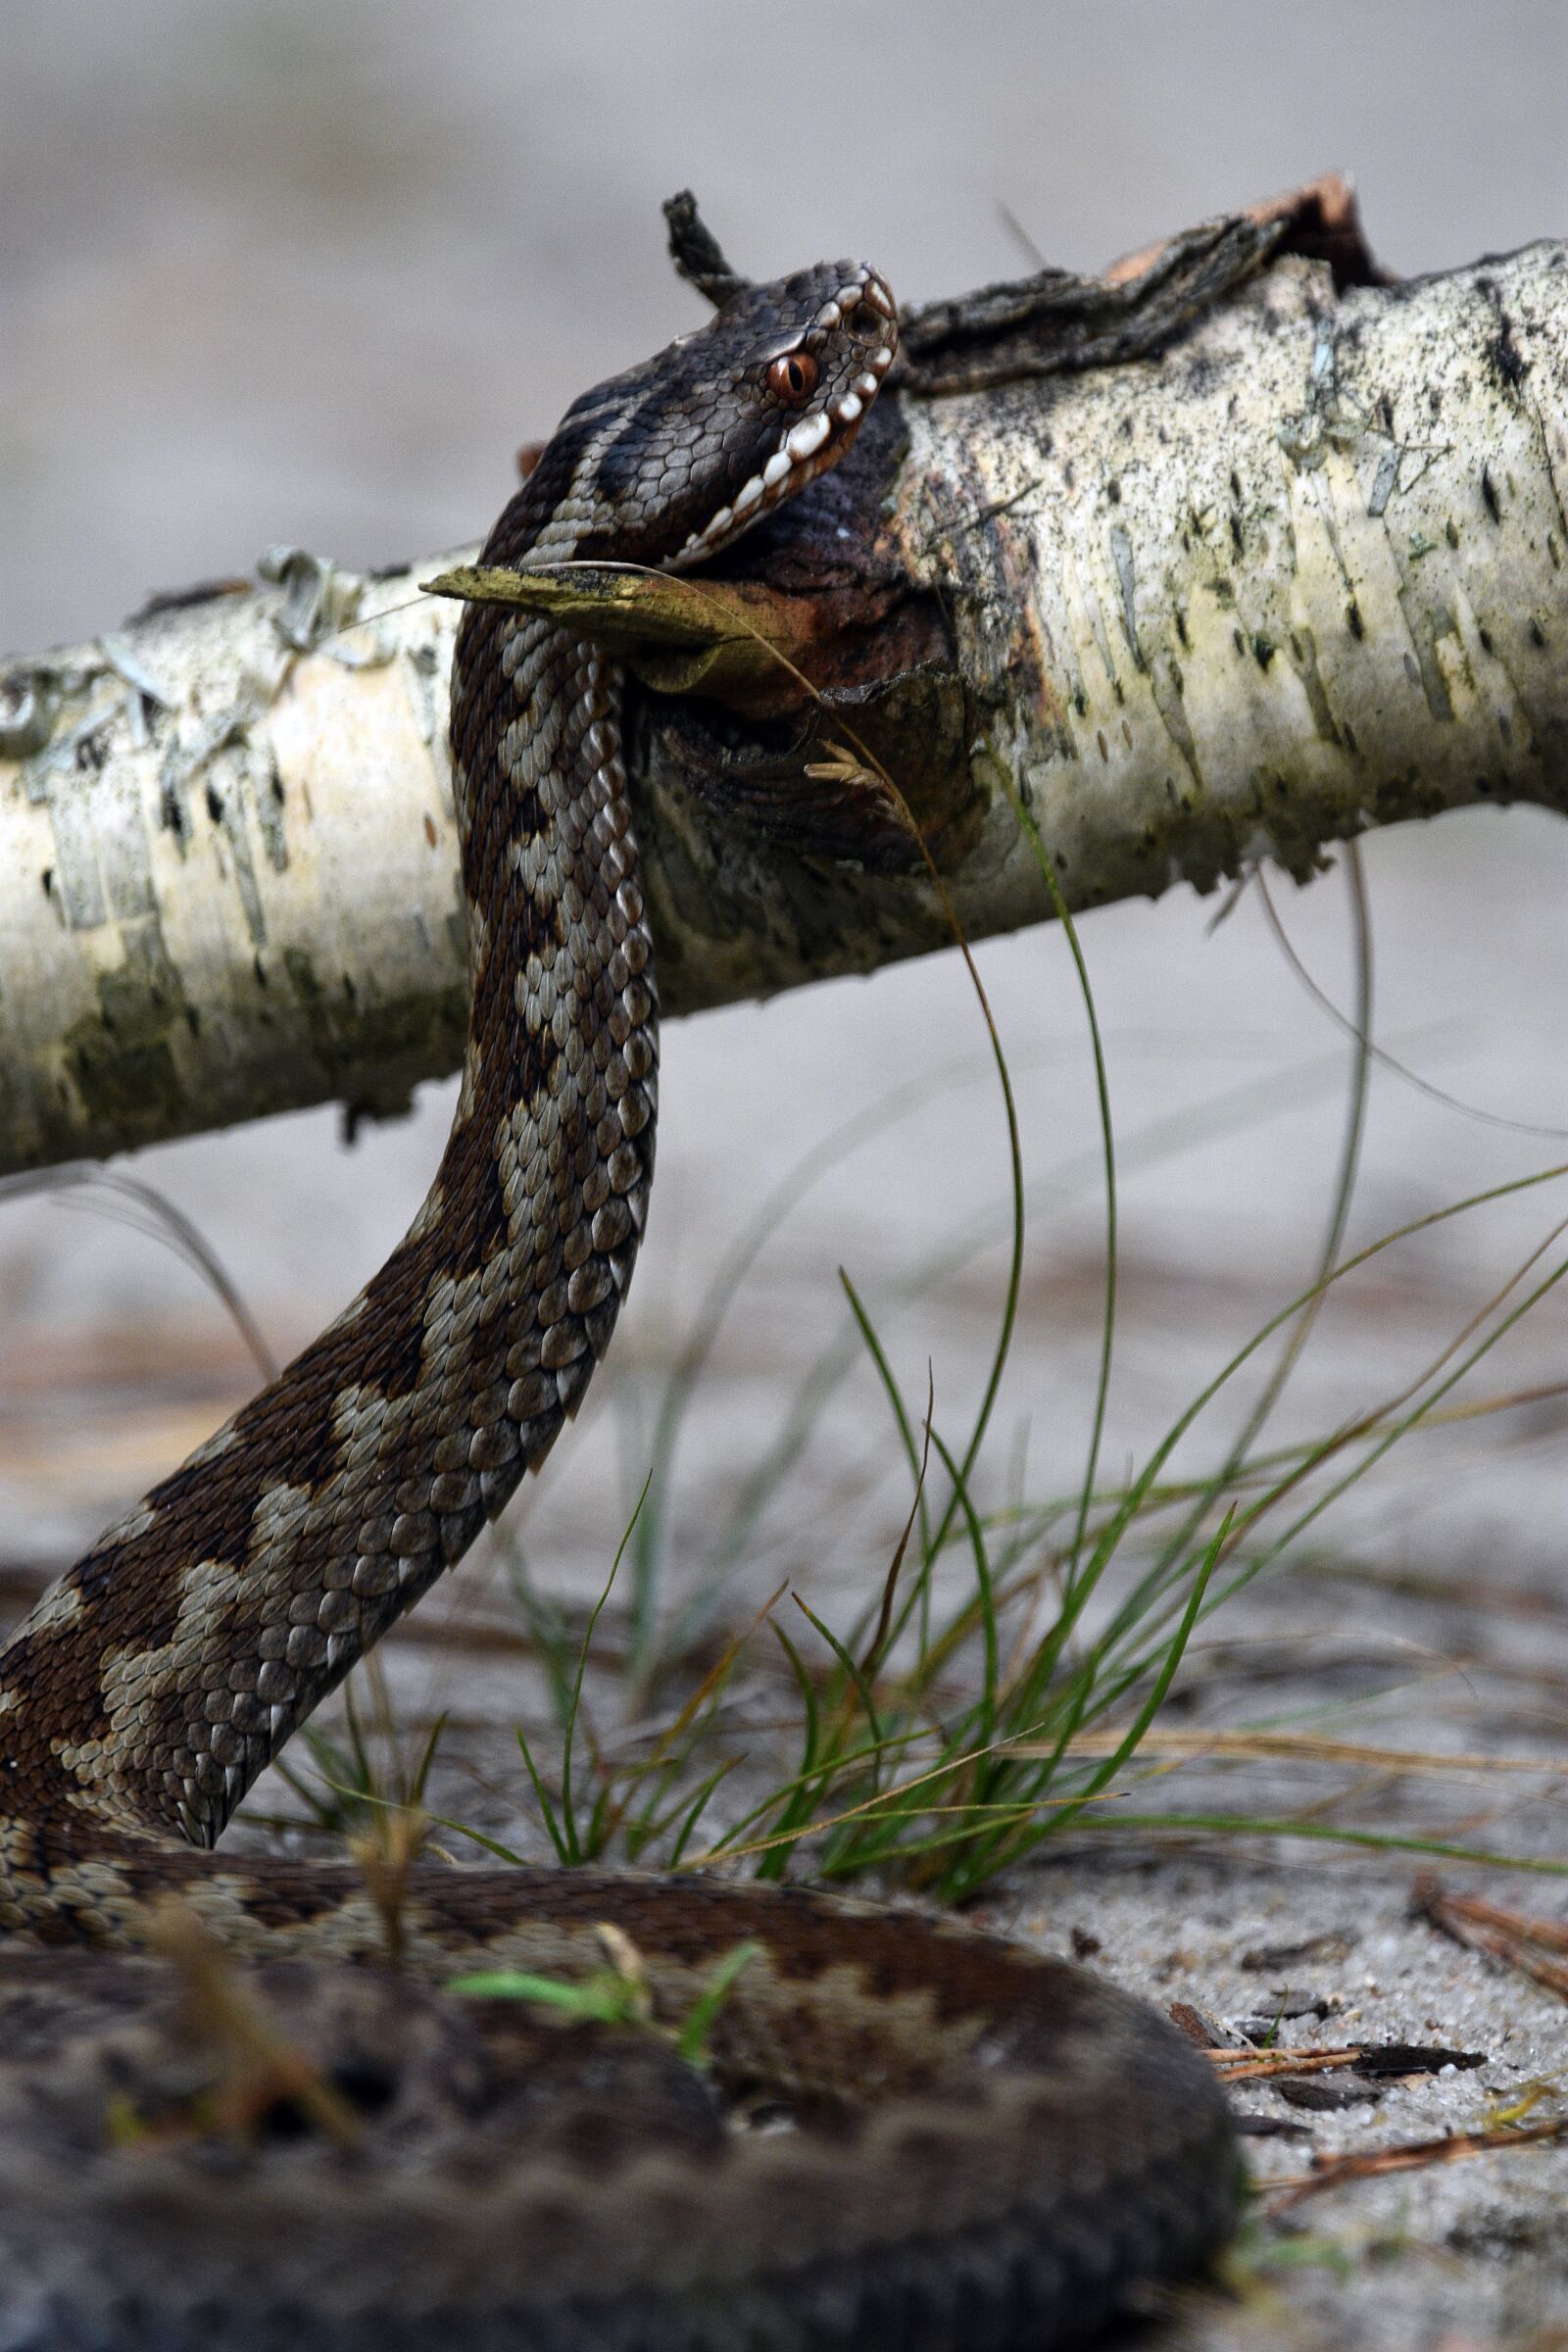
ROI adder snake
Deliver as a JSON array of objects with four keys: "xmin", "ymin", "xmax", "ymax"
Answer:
[{"xmin": 0, "ymin": 236, "xmax": 1239, "ymax": 2347}]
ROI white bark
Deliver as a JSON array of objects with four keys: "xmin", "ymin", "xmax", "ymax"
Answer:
[
  {"xmin": 903, "ymin": 246, "xmax": 1568, "ymax": 931},
  {"xmin": 2, "ymin": 242, "xmax": 1565, "ymax": 1177}
]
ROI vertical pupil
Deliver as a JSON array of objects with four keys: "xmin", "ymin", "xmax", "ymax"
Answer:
[{"xmin": 769, "ymin": 352, "xmax": 814, "ymax": 402}]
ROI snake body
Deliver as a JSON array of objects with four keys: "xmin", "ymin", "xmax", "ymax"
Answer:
[{"xmin": 0, "ymin": 254, "xmax": 1239, "ymax": 2346}]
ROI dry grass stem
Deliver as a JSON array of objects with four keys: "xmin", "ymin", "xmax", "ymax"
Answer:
[
  {"xmin": 348, "ymin": 1804, "xmax": 431, "ymax": 1971},
  {"xmin": 1417, "ymin": 1879, "xmax": 1568, "ymax": 2003},
  {"xmin": 1264, "ymin": 2115, "xmax": 1568, "ymax": 2213},
  {"xmin": 148, "ymin": 1901, "xmax": 362, "ymax": 2148},
  {"xmin": 1047, "ymin": 1730, "xmax": 1568, "ymax": 1777}
]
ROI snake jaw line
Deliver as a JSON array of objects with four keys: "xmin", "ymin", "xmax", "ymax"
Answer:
[{"xmin": 674, "ymin": 265, "xmax": 900, "ymax": 565}]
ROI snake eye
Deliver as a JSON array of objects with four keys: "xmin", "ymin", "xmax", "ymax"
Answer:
[{"xmin": 768, "ymin": 352, "xmax": 819, "ymax": 405}]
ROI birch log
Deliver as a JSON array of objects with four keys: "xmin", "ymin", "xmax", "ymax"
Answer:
[{"xmin": 2, "ymin": 240, "xmax": 1566, "ymax": 1177}]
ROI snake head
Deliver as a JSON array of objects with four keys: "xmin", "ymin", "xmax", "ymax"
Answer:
[
  {"xmin": 664, "ymin": 261, "xmax": 899, "ymax": 564},
  {"xmin": 512, "ymin": 261, "xmax": 898, "ymax": 573}
]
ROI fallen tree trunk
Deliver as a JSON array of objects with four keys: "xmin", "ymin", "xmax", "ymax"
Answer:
[{"xmin": 2, "ymin": 194, "xmax": 1565, "ymax": 1176}]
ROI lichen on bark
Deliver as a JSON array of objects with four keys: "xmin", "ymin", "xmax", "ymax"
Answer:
[
  {"xmin": 895, "ymin": 247, "xmax": 1568, "ymax": 941},
  {"xmin": 2, "ymin": 230, "xmax": 1566, "ymax": 1176}
]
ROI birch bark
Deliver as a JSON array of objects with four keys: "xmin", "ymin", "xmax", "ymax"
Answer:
[{"xmin": 2, "ymin": 239, "xmax": 1564, "ymax": 1176}]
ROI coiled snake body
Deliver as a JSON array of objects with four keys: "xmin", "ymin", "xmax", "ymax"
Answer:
[{"xmin": 0, "ymin": 253, "xmax": 1238, "ymax": 2346}]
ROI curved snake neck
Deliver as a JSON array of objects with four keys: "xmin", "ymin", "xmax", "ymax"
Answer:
[{"xmin": 0, "ymin": 251, "xmax": 1238, "ymax": 2348}]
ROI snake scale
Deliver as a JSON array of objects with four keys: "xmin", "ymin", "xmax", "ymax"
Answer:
[{"xmin": 0, "ymin": 238, "xmax": 1240, "ymax": 2347}]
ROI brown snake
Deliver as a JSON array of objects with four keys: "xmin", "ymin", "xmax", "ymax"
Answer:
[{"xmin": 0, "ymin": 238, "xmax": 1239, "ymax": 2347}]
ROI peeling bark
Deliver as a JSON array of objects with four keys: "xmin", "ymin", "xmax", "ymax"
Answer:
[{"xmin": 3, "ymin": 232, "xmax": 1566, "ymax": 1177}]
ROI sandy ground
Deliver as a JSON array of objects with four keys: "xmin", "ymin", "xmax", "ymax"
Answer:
[{"xmin": 6, "ymin": 6, "xmax": 1568, "ymax": 2344}]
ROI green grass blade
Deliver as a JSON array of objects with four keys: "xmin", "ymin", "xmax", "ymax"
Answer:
[{"xmin": 1001, "ymin": 776, "xmax": 1117, "ymax": 1596}]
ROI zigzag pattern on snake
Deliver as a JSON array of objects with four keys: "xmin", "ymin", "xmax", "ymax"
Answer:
[{"xmin": 0, "ymin": 237, "xmax": 1240, "ymax": 2348}]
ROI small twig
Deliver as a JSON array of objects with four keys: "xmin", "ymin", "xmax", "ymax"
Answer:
[
  {"xmin": 1416, "ymin": 1877, "xmax": 1568, "ymax": 2002},
  {"xmin": 1205, "ymin": 2041, "xmax": 1483, "ymax": 2083},
  {"xmin": 662, "ymin": 189, "xmax": 751, "ymax": 309},
  {"xmin": 1264, "ymin": 2115, "xmax": 1568, "ymax": 2212},
  {"xmin": 1208, "ymin": 2046, "xmax": 1366, "ymax": 2082}
]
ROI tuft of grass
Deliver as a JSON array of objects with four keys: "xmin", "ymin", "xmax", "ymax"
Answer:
[
  {"xmin": 259, "ymin": 1655, "xmax": 447, "ymax": 1846},
  {"xmin": 425, "ymin": 753, "xmax": 1568, "ymax": 1901}
]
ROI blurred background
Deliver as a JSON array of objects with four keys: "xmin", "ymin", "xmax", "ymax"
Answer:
[{"xmin": 4, "ymin": 0, "xmax": 1568, "ymax": 1762}]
